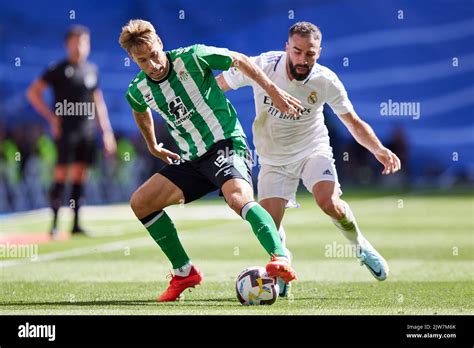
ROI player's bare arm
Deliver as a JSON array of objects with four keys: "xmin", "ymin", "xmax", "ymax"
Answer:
[
  {"xmin": 215, "ymin": 74, "xmax": 231, "ymax": 92},
  {"xmin": 26, "ymin": 78, "xmax": 61, "ymax": 138},
  {"xmin": 93, "ymin": 89, "xmax": 117, "ymax": 156},
  {"xmin": 338, "ymin": 110, "xmax": 401, "ymax": 175},
  {"xmin": 132, "ymin": 108, "xmax": 180, "ymax": 164},
  {"xmin": 226, "ymin": 52, "xmax": 304, "ymax": 117}
]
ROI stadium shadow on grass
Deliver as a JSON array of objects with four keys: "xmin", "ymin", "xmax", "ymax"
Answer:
[
  {"xmin": 0, "ymin": 298, "xmax": 242, "ymax": 306},
  {"xmin": 0, "ymin": 296, "xmax": 366, "ymax": 307},
  {"xmin": 0, "ymin": 300, "xmax": 158, "ymax": 306}
]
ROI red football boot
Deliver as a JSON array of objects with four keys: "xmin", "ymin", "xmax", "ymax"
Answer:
[
  {"xmin": 266, "ymin": 256, "xmax": 297, "ymax": 283},
  {"xmin": 157, "ymin": 265, "xmax": 203, "ymax": 302}
]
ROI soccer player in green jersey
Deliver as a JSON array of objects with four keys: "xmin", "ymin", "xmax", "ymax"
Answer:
[{"xmin": 119, "ymin": 19, "xmax": 303, "ymax": 302}]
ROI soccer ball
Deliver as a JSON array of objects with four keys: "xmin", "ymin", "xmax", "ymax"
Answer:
[{"xmin": 235, "ymin": 266, "xmax": 279, "ymax": 305}]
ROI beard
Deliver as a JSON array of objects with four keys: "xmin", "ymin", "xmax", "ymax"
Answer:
[{"xmin": 288, "ymin": 58, "xmax": 312, "ymax": 81}]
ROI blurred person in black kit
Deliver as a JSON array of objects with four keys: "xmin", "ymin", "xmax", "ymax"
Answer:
[{"xmin": 27, "ymin": 25, "xmax": 116, "ymax": 238}]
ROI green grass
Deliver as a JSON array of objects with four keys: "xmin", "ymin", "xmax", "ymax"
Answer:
[{"xmin": 1, "ymin": 193, "xmax": 473, "ymax": 314}]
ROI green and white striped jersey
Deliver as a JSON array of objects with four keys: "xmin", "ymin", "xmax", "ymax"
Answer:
[{"xmin": 126, "ymin": 44, "xmax": 247, "ymax": 161}]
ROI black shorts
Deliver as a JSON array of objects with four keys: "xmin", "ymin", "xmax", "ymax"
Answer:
[
  {"xmin": 56, "ymin": 133, "xmax": 97, "ymax": 165},
  {"xmin": 159, "ymin": 138, "xmax": 253, "ymax": 203}
]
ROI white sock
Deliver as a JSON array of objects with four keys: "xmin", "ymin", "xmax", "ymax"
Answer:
[
  {"xmin": 174, "ymin": 261, "xmax": 193, "ymax": 277},
  {"xmin": 332, "ymin": 201, "xmax": 365, "ymax": 247},
  {"xmin": 278, "ymin": 225, "xmax": 287, "ymax": 249},
  {"xmin": 278, "ymin": 225, "xmax": 293, "ymax": 263}
]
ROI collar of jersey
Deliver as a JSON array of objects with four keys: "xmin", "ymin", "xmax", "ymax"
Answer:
[{"xmin": 145, "ymin": 52, "xmax": 173, "ymax": 84}]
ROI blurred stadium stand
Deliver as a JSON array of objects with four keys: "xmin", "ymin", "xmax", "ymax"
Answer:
[{"xmin": 0, "ymin": 0, "xmax": 473, "ymax": 212}]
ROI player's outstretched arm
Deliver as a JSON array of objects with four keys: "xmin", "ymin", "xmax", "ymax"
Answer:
[
  {"xmin": 227, "ymin": 51, "xmax": 304, "ymax": 117},
  {"xmin": 132, "ymin": 108, "xmax": 180, "ymax": 164},
  {"xmin": 93, "ymin": 89, "xmax": 117, "ymax": 156},
  {"xmin": 338, "ymin": 110, "xmax": 401, "ymax": 175}
]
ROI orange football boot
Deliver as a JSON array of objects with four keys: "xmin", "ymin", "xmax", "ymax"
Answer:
[
  {"xmin": 266, "ymin": 256, "xmax": 297, "ymax": 283},
  {"xmin": 157, "ymin": 265, "xmax": 203, "ymax": 302}
]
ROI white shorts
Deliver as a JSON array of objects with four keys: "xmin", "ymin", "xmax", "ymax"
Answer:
[{"xmin": 257, "ymin": 152, "xmax": 342, "ymax": 202}]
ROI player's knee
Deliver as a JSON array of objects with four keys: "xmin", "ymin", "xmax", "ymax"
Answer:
[
  {"xmin": 223, "ymin": 180, "xmax": 253, "ymax": 213},
  {"xmin": 129, "ymin": 191, "xmax": 140, "ymax": 214},
  {"xmin": 130, "ymin": 190, "xmax": 148, "ymax": 217},
  {"xmin": 226, "ymin": 191, "xmax": 243, "ymax": 212},
  {"xmin": 226, "ymin": 189, "xmax": 252, "ymax": 214},
  {"xmin": 131, "ymin": 187, "xmax": 170, "ymax": 218}
]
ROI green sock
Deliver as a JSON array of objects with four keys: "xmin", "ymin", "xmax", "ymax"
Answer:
[
  {"xmin": 140, "ymin": 210, "xmax": 190, "ymax": 269},
  {"xmin": 241, "ymin": 202, "xmax": 286, "ymax": 258}
]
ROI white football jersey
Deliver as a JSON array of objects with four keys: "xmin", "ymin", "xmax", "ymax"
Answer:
[{"xmin": 222, "ymin": 51, "xmax": 354, "ymax": 166}]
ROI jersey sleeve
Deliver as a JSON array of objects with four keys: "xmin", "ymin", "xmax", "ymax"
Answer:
[
  {"xmin": 125, "ymin": 88, "xmax": 148, "ymax": 113},
  {"xmin": 40, "ymin": 63, "xmax": 59, "ymax": 85},
  {"xmin": 221, "ymin": 58, "xmax": 254, "ymax": 90},
  {"xmin": 194, "ymin": 44, "xmax": 234, "ymax": 71},
  {"xmin": 325, "ymin": 75, "xmax": 354, "ymax": 116},
  {"xmin": 222, "ymin": 52, "xmax": 282, "ymax": 90}
]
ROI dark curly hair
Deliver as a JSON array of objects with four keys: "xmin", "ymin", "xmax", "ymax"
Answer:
[{"xmin": 289, "ymin": 22, "xmax": 322, "ymax": 42}]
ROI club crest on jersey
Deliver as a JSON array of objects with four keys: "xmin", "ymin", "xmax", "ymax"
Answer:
[
  {"xmin": 178, "ymin": 70, "xmax": 190, "ymax": 82},
  {"xmin": 308, "ymin": 91, "xmax": 318, "ymax": 104},
  {"xmin": 64, "ymin": 66, "xmax": 74, "ymax": 78}
]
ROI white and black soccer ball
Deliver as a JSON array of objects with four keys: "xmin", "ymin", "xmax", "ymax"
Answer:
[{"xmin": 236, "ymin": 266, "xmax": 279, "ymax": 305}]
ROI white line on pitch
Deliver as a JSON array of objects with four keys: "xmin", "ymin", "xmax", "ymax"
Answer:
[{"xmin": 0, "ymin": 237, "xmax": 153, "ymax": 268}]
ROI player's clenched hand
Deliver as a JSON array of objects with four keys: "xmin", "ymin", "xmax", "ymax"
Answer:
[
  {"xmin": 148, "ymin": 143, "xmax": 181, "ymax": 164},
  {"xmin": 268, "ymin": 85, "xmax": 304, "ymax": 118},
  {"xmin": 374, "ymin": 147, "xmax": 401, "ymax": 175}
]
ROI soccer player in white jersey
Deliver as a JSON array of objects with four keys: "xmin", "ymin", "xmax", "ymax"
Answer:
[{"xmin": 217, "ymin": 22, "xmax": 401, "ymax": 295}]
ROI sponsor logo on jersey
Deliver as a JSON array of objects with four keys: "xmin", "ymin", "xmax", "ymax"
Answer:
[
  {"xmin": 308, "ymin": 91, "xmax": 318, "ymax": 104},
  {"xmin": 168, "ymin": 96, "xmax": 194, "ymax": 125},
  {"xmin": 144, "ymin": 92, "xmax": 154, "ymax": 104},
  {"xmin": 322, "ymin": 169, "xmax": 332, "ymax": 176},
  {"xmin": 263, "ymin": 95, "xmax": 311, "ymax": 120}
]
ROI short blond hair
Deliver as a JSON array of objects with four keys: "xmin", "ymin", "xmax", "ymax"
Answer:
[{"xmin": 119, "ymin": 19, "xmax": 158, "ymax": 53}]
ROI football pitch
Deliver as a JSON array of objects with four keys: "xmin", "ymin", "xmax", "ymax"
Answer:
[{"xmin": 1, "ymin": 192, "xmax": 472, "ymax": 315}]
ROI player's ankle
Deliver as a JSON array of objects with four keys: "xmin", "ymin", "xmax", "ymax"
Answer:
[
  {"xmin": 272, "ymin": 254, "xmax": 289, "ymax": 262},
  {"xmin": 174, "ymin": 261, "xmax": 193, "ymax": 277}
]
